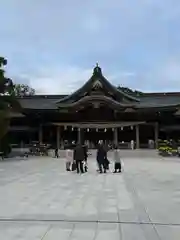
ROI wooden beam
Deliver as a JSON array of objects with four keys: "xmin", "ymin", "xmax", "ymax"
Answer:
[{"xmin": 51, "ymin": 121, "xmax": 145, "ymax": 128}]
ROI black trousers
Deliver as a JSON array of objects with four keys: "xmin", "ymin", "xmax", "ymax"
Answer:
[
  {"xmin": 76, "ymin": 160, "xmax": 84, "ymax": 173},
  {"xmin": 114, "ymin": 162, "xmax": 121, "ymax": 172},
  {"xmin": 98, "ymin": 162, "xmax": 106, "ymax": 173},
  {"xmin": 55, "ymin": 149, "xmax": 59, "ymax": 158},
  {"xmin": 84, "ymin": 159, "xmax": 88, "ymax": 172}
]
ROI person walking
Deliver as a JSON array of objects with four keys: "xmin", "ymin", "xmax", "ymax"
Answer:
[
  {"xmin": 96, "ymin": 141, "xmax": 107, "ymax": 173},
  {"xmin": 113, "ymin": 145, "xmax": 122, "ymax": 173},
  {"xmin": 73, "ymin": 144, "xmax": 85, "ymax": 174}
]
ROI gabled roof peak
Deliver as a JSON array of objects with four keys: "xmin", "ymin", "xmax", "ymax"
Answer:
[{"xmin": 56, "ymin": 64, "xmax": 140, "ymax": 104}]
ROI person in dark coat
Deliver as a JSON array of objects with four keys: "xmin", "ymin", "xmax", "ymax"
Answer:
[
  {"xmin": 96, "ymin": 142, "xmax": 107, "ymax": 173},
  {"xmin": 83, "ymin": 144, "xmax": 88, "ymax": 172},
  {"xmin": 73, "ymin": 144, "xmax": 85, "ymax": 174},
  {"xmin": 54, "ymin": 148, "xmax": 59, "ymax": 158}
]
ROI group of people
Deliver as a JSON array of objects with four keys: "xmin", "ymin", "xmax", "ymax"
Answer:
[
  {"xmin": 97, "ymin": 143, "xmax": 122, "ymax": 173},
  {"xmin": 64, "ymin": 141, "xmax": 122, "ymax": 174}
]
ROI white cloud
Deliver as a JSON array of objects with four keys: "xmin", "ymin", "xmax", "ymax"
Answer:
[
  {"xmin": 154, "ymin": 59, "xmax": 180, "ymax": 89},
  {"xmin": 135, "ymin": 58, "xmax": 180, "ymax": 92},
  {"xmin": 81, "ymin": 15, "xmax": 102, "ymax": 33},
  {"xmin": 2, "ymin": 0, "xmax": 180, "ymax": 94},
  {"xmin": 160, "ymin": 60, "xmax": 180, "ymax": 83},
  {"xmin": 12, "ymin": 59, "xmax": 180, "ymax": 94},
  {"xmin": 24, "ymin": 66, "xmax": 92, "ymax": 94},
  {"xmin": 13, "ymin": 65, "xmax": 137, "ymax": 94}
]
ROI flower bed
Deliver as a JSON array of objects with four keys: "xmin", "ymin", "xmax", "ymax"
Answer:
[{"xmin": 158, "ymin": 146, "xmax": 177, "ymax": 157}]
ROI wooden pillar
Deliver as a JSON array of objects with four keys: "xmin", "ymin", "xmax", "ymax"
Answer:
[
  {"xmin": 154, "ymin": 122, "xmax": 159, "ymax": 149},
  {"xmin": 136, "ymin": 125, "xmax": 140, "ymax": 149},
  {"xmin": 56, "ymin": 126, "xmax": 60, "ymax": 149},
  {"xmin": 114, "ymin": 127, "xmax": 118, "ymax": 146},
  {"xmin": 39, "ymin": 124, "xmax": 43, "ymax": 144},
  {"xmin": 28, "ymin": 130, "xmax": 31, "ymax": 144},
  {"xmin": 78, "ymin": 128, "xmax": 81, "ymax": 144}
]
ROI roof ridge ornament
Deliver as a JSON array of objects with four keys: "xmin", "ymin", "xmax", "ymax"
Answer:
[{"xmin": 93, "ymin": 63, "xmax": 102, "ymax": 76}]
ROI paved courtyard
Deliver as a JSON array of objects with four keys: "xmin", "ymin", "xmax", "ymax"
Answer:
[{"xmin": 0, "ymin": 153, "xmax": 180, "ymax": 239}]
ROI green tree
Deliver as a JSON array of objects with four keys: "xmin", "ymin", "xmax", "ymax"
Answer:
[
  {"xmin": 14, "ymin": 83, "xmax": 35, "ymax": 96},
  {"xmin": 0, "ymin": 57, "xmax": 20, "ymax": 142}
]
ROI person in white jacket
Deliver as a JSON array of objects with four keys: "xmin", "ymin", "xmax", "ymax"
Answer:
[
  {"xmin": 113, "ymin": 145, "xmax": 122, "ymax": 173},
  {"xmin": 65, "ymin": 147, "xmax": 73, "ymax": 171},
  {"xmin": 130, "ymin": 140, "xmax": 134, "ymax": 150}
]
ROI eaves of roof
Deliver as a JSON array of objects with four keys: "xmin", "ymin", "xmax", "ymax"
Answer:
[
  {"xmin": 136, "ymin": 95, "xmax": 180, "ymax": 108},
  {"xmin": 16, "ymin": 93, "xmax": 180, "ymax": 110},
  {"xmin": 17, "ymin": 97, "xmax": 59, "ymax": 110}
]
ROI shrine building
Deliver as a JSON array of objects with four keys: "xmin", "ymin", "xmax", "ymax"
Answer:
[{"xmin": 9, "ymin": 64, "xmax": 180, "ymax": 149}]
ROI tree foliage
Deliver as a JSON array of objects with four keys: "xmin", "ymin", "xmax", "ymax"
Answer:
[
  {"xmin": 14, "ymin": 84, "xmax": 35, "ymax": 96},
  {"xmin": 0, "ymin": 57, "xmax": 20, "ymax": 141},
  {"xmin": 0, "ymin": 57, "xmax": 14, "ymax": 109}
]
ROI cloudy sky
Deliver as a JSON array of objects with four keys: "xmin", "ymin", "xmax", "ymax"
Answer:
[{"xmin": 1, "ymin": 0, "xmax": 180, "ymax": 94}]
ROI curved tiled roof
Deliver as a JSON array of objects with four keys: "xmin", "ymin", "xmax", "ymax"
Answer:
[
  {"xmin": 57, "ymin": 95, "xmax": 135, "ymax": 109},
  {"xmin": 17, "ymin": 96, "xmax": 59, "ymax": 110},
  {"xmin": 17, "ymin": 93, "xmax": 180, "ymax": 110},
  {"xmin": 140, "ymin": 92, "xmax": 180, "ymax": 97},
  {"xmin": 57, "ymin": 65, "xmax": 140, "ymax": 104},
  {"xmin": 136, "ymin": 95, "xmax": 180, "ymax": 108}
]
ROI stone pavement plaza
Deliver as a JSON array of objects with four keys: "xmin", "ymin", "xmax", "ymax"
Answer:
[{"xmin": 0, "ymin": 153, "xmax": 180, "ymax": 239}]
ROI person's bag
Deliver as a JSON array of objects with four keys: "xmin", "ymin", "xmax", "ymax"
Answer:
[
  {"xmin": 121, "ymin": 160, "xmax": 124, "ymax": 171},
  {"xmin": 84, "ymin": 161, "xmax": 88, "ymax": 168},
  {"xmin": 71, "ymin": 161, "xmax": 76, "ymax": 171}
]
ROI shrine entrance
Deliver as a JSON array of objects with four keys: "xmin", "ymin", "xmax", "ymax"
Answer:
[
  {"xmin": 52, "ymin": 121, "xmax": 159, "ymax": 149},
  {"xmin": 81, "ymin": 128, "xmax": 114, "ymax": 148}
]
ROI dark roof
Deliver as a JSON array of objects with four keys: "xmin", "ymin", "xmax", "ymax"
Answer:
[
  {"xmin": 15, "ymin": 64, "xmax": 180, "ymax": 110},
  {"xmin": 16, "ymin": 94, "xmax": 67, "ymax": 99},
  {"xmin": 16, "ymin": 93, "xmax": 180, "ymax": 110},
  {"xmin": 137, "ymin": 95, "xmax": 180, "ymax": 108},
  {"xmin": 57, "ymin": 95, "xmax": 135, "ymax": 110},
  {"xmin": 17, "ymin": 95, "xmax": 65, "ymax": 110},
  {"xmin": 141, "ymin": 92, "xmax": 180, "ymax": 97},
  {"xmin": 57, "ymin": 65, "xmax": 140, "ymax": 104}
]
